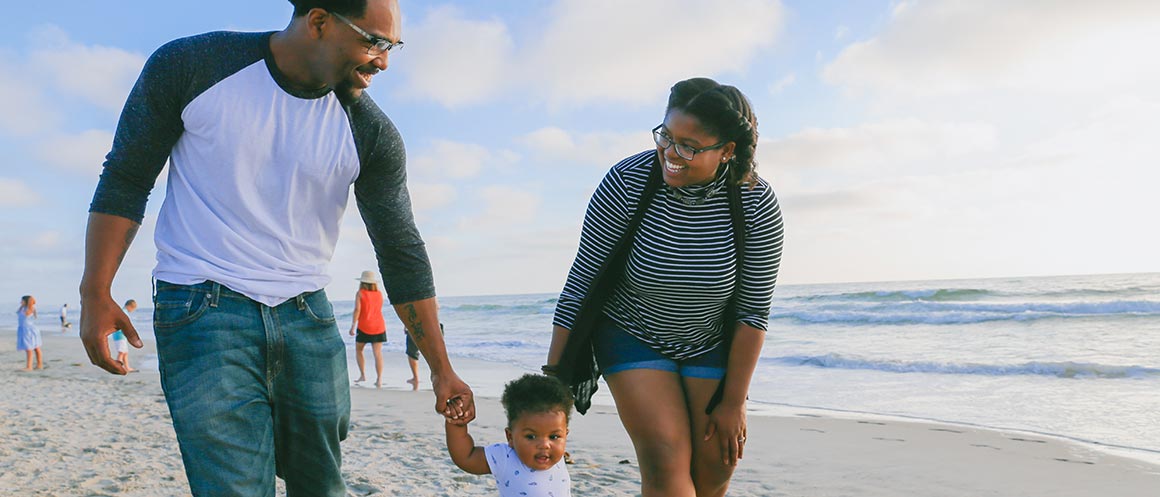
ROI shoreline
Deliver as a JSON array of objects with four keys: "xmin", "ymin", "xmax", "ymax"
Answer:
[
  {"xmin": 2, "ymin": 331, "xmax": 1159, "ymax": 496},
  {"xmin": 51, "ymin": 327, "xmax": 1160, "ymax": 467}
]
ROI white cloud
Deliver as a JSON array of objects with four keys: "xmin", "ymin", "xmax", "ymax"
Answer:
[
  {"xmin": 761, "ymin": 118, "xmax": 998, "ymax": 191},
  {"xmin": 768, "ymin": 73, "xmax": 796, "ymax": 94},
  {"xmin": 823, "ymin": 1, "xmax": 1160, "ymax": 98},
  {"xmin": 30, "ymin": 231, "xmax": 61, "ymax": 249},
  {"xmin": 28, "ymin": 25, "xmax": 145, "ymax": 112},
  {"xmin": 399, "ymin": 0, "xmax": 786, "ymax": 108},
  {"xmin": 459, "ymin": 185, "xmax": 541, "ymax": 230},
  {"xmin": 834, "ymin": 25, "xmax": 850, "ymax": 41},
  {"xmin": 0, "ymin": 178, "xmax": 42, "ymax": 206},
  {"xmin": 410, "ymin": 139, "xmax": 519, "ymax": 179},
  {"xmin": 34, "ymin": 129, "xmax": 114, "ymax": 174},
  {"xmin": 407, "ymin": 181, "xmax": 457, "ymax": 214},
  {"xmin": 398, "ymin": 5, "xmax": 515, "ymax": 107},
  {"xmin": 520, "ymin": 127, "xmax": 575, "ymax": 153},
  {"xmin": 0, "ymin": 50, "xmax": 58, "ymax": 136},
  {"xmin": 526, "ymin": 0, "xmax": 785, "ymax": 105},
  {"xmin": 519, "ymin": 127, "xmax": 652, "ymax": 168},
  {"xmin": 773, "ymin": 97, "xmax": 1160, "ymax": 284}
]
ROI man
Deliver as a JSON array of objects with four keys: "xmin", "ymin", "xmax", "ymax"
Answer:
[
  {"xmin": 79, "ymin": 1, "xmax": 475, "ymax": 495},
  {"xmin": 60, "ymin": 303, "xmax": 70, "ymax": 328}
]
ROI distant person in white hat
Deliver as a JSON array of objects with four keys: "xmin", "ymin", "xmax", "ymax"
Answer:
[{"xmin": 350, "ymin": 270, "xmax": 387, "ymax": 387}]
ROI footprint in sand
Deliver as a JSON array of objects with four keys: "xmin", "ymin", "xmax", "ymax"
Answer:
[
  {"xmin": 929, "ymin": 428, "xmax": 964, "ymax": 433},
  {"xmin": 873, "ymin": 437, "xmax": 905, "ymax": 442},
  {"xmin": 795, "ymin": 413, "xmax": 823, "ymax": 418},
  {"xmin": 858, "ymin": 421, "xmax": 886, "ymax": 425},
  {"xmin": 1054, "ymin": 458, "xmax": 1095, "ymax": 465},
  {"xmin": 800, "ymin": 428, "xmax": 825, "ymax": 433},
  {"xmin": 1008, "ymin": 437, "xmax": 1047, "ymax": 444},
  {"xmin": 971, "ymin": 444, "xmax": 1001, "ymax": 450},
  {"xmin": 348, "ymin": 482, "xmax": 383, "ymax": 495}
]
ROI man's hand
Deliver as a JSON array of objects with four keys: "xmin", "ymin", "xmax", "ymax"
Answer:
[
  {"xmin": 80, "ymin": 295, "xmax": 141, "ymax": 375},
  {"xmin": 432, "ymin": 369, "xmax": 475, "ymax": 426},
  {"xmin": 79, "ymin": 212, "xmax": 142, "ymax": 375}
]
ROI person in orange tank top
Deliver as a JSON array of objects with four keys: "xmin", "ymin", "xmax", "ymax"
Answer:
[{"xmin": 350, "ymin": 270, "xmax": 388, "ymax": 387}]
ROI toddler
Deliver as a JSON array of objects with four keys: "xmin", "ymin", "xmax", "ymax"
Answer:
[{"xmin": 446, "ymin": 374, "xmax": 573, "ymax": 496}]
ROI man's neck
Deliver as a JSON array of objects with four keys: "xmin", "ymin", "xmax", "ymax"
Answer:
[{"xmin": 268, "ymin": 29, "xmax": 328, "ymax": 92}]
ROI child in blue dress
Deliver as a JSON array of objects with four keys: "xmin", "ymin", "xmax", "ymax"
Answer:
[
  {"xmin": 17, "ymin": 295, "xmax": 43, "ymax": 370},
  {"xmin": 446, "ymin": 374, "xmax": 573, "ymax": 496}
]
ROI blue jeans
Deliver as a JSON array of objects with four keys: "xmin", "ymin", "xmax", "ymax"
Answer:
[{"xmin": 153, "ymin": 280, "xmax": 350, "ymax": 497}]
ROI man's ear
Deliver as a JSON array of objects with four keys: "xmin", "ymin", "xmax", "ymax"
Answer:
[
  {"xmin": 305, "ymin": 8, "xmax": 330, "ymax": 40},
  {"xmin": 505, "ymin": 427, "xmax": 513, "ymax": 444}
]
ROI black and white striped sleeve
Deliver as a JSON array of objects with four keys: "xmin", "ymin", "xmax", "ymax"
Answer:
[
  {"xmin": 734, "ymin": 180, "xmax": 784, "ymax": 331},
  {"xmin": 552, "ymin": 158, "xmax": 642, "ymax": 329}
]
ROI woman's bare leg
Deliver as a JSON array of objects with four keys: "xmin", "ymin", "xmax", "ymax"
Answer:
[
  {"xmin": 371, "ymin": 342, "xmax": 384, "ymax": 388},
  {"xmin": 683, "ymin": 377, "xmax": 737, "ymax": 497},
  {"xmin": 407, "ymin": 357, "xmax": 420, "ymax": 390},
  {"xmin": 354, "ymin": 342, "xmax": 367, "ymax": 382},
  {"xmin": 605, "ymin": 369, "xmax": 696, "ymax": 497}
]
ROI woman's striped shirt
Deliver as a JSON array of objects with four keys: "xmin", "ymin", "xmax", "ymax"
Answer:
[{"xmin": 554, "ymin": 150, "xmax": 784, "ymax": 360}]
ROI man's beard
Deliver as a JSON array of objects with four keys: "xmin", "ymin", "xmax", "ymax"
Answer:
[{"xmin": 335, "ymin": 79, "xmax": 364, "ymax": 101}]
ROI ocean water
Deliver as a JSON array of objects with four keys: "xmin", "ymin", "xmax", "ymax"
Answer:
[{"xmin": 109, "ymin": 272, "xmax": 1160, "ymax": 462}]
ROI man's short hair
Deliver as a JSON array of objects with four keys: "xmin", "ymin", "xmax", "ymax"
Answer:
[
  {"xmin": 288, "ymin": 0, "xmax": 367, "ymax": 18},
  {"xmin": 124, "ymin": 299, "xmax": 137, "ymax": 307},
  {"xmin": 500, "ymin": 374, "xmax": 575, "ymax": 427}
]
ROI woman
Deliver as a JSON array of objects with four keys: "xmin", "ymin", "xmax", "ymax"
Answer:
[
  {"xmin": 546, "ymin": 78, "xmax": 783, "ymax": 497},
  {"xmin": 17, "ymin": 295, "xmax": 44, "ymax": 370},
  {"xmin": 350, "ymin": 270, "xmax": 388, "ymax": 388}
]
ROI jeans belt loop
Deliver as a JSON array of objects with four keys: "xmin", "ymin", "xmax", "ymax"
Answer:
[
  {"xmin": 209, "ymin": 281, "xmax": 221, "ymax": 308},
  {"xmin": 296, "ymin": 294, "xmax": 306, "ymax": 311}
]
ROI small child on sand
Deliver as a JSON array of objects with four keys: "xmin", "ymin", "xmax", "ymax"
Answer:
[
  {"xmin": 446, "ymin": 374, "xmax": 573, "ymax": 497},
  {"xmin": 110, "ymin": 299, "xmax": 137, "ymax": 372}
]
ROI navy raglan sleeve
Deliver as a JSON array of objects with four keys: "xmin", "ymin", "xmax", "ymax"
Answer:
[
  {"xmin": 348, "ymin": 95, "xmax": 436, "ymax": 305},
  {"xmin": 90, "ymin": 31, "xmax": 268, "ymax": 223},
  {"xmin": 89, "ymin": 38, "xmax": 190, "ymax": 223}
]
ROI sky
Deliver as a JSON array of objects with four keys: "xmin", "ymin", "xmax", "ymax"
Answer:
[{"xmin": 2, "ymin": 0, "xmax": 1159, "ymax": 308}]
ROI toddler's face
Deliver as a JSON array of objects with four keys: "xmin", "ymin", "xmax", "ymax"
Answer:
[{"xmin": 505, "ymin": 409, "xmax": 568, "ymax": 471}]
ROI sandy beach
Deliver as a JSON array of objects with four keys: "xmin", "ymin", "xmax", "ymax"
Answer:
[{"xmin": 2, "ymin": 330, "xmax": 1158, "ymax": 496}]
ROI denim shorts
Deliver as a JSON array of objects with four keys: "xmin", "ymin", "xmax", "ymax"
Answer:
[{"xmin": 593, "ymin": 317, "xmax": 726, "ymax": 379}]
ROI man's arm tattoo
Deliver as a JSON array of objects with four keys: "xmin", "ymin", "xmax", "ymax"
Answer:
[
  {"xmin": 116, "ymin": 224, "xmax": 140, "ymax": 266},
  {"xmin": 404, "ymin": 303, "xmax": 426, "ymax": 341}
]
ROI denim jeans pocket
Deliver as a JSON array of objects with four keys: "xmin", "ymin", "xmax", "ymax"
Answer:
[
  {"xmin": 154, "ymin": 286, "xmax": 211, "ymax": 331},
  {"xmin": 301, "ymin": 291, "xmax": 337, "ymax": 325}
]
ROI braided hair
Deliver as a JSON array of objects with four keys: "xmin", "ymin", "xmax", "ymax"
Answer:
[{"xmin": 666, "ymin": 77, "xmax": 760, "ymax": 185}]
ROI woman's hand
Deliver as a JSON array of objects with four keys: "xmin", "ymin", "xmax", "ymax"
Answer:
[{"xmin": 703, "ymin": 401, "xmax": 747, "ymax": 466}]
